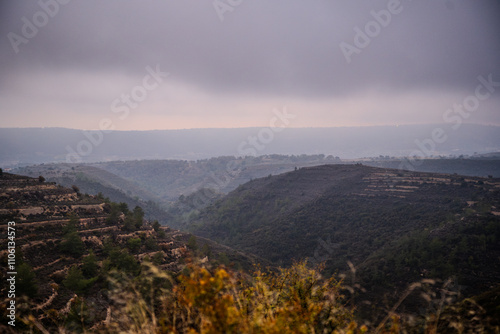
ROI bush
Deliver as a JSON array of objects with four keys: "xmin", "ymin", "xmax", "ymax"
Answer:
[
  {"xmin": 187, "ymin": 235, "xmax": 198, "ymax": 251},
  {"xmin": 104, "ymin": 261, "xmax": 361, "ymax": 333},
  {"xmin": 152, "ymin": 220, "xmax": 161, "ymax": 232},
  {"xmin": 157, "ymin": 229, "xmax": 166, "ymax": 238},
  {"xmin": 107, "ymin": 248, "xmax": 140, "ymax": 275},
  {"xmin": 151, "ymin": 252, "xmax": 164, "ymax": 265},
  {"xmin": 133, "ymin": 206, "xmax": 144, "ymax": 229},
  {"xmin": 127, "ymin": 238, "xmax": 142, "ymax": 253},
  {"xmin": 60, "ymin": 233, "xmax": 85, "ymax": 258},
  {"xmin": 144, "ymin": 237, "xmax": 159, "ymax": 251},
  {"xmin": 63, "ymin": 266, "xmax": 97, "ymax": 294},
  {"xmin": 107, "ymin": 203, "xmax": 122, "ymax": 224},
  {"xmin": 17, "ymin": 262, "xmax": 38, "ymax": 298},
  {"xmin": 60, "ymin": 216, "xmax": 85, "ymax": 258},
  {"xmin": 119, "ymin": 202, "xmax": 129, "ymax": 215},
  {"xmin": 82, "ymin": 250, "xmax": 99, "ymax": 278},
  {"xmin": 123, "ymin": 215, "xmax": 136, "ymax": 231}
]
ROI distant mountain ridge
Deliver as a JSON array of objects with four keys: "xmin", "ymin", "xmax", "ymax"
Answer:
[
  {"xmin": 13, "ymin": 156, "xmax": 500, "ymax": 228},
  {"xmin": 1, "ymin": 124, "xmax": 500, "ymax": 166}
]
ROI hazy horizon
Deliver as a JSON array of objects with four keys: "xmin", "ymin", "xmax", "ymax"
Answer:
[{"xmin": 2, "ymin": 122, "xmax": 500, "ymax": 132}]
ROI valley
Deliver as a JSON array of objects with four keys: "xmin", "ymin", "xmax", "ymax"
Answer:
[
  {"xmin": 0, "ymin": 172, "xmax": 261, "ymax": 332},
  {"xmin": 2, "ymin": 159, "xmax": 500, "ymax": 331},
  {"xmin": 187, "ymin": 164, "xmax": 500, "ymax": 319}
]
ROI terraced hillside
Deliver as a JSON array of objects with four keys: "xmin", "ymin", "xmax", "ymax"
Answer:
[
  {"xmin": 0, "ymin": 172, "xmax": 260, "ymax": 331},
  {"xmin": 12, "ymin": 164, "xmax": 173, "ymax": 224},
  {"xmin": 188, "ymin": 164, "xmax": 500, "ymax": 317},
  {"xmin": 13, "ymin": 156, "xmax": 500, "ymax": 232}
]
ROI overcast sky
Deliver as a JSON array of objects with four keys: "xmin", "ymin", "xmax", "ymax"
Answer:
[{"xmin": 1, "ymin": 0, "xmax": 499, "ymax": 130}]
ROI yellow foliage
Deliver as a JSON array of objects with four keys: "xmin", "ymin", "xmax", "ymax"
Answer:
[{"xmin": 23, "ymin": 261, "xmax": 408, "ymax": 333}]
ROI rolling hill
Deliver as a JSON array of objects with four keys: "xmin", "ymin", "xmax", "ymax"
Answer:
[
  {"xmin": 0, "ymin": 172, "xmax": 262, "ymax": 331},
  {"xmin": 187, "ymin": 164, "xmax": 500, "ymax": 317},
  {"xmin": 13, "ymin": 156, "xmax": 500, "ymax": 231}
]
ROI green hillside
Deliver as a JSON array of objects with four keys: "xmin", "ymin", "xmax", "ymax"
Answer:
[
  {"xmin": 0, "ymin": 172, "xmax": 265, "ymax": 332},
  {"xmin": 188, "ymin": 164, "xmax": 500, "ymax": 317}
]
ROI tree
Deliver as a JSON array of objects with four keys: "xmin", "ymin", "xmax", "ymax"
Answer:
[
  {"xmin": 107, "ymin": 249, "xmax": 140, "ymax": 275},
  {"xmin": 157, "ymin": 229, "xmax": 166, "ymax": 238},
  {"xmin": 119, "ymin": 202, "xmax": 129, "ymax": 215},
  {"xmin": 60, "ymin": 232, "xmax": 85, "ymax": 258},
  {"xmin": 60, "ymin": 213, "xmax": 84, "ymax": 258},
  {"xmin": 63, "ymin": 213, "xmax": 80, "ymax": 234},
  {"xmin": 152, "ymin": 220, "xmax": 161, "ymax": 232},
  {"xmin": 63, "ymin": 266, "xmax": 96, "ymax": 294},
  {"xmin": 123, "ymin": 215, "xmax": 136, "ymax": 232},
  {"xmin": 133, "ymin": 206, "xmax": 144, "ymax": 229},
  {"xmin": 144, "ymin": 237, "xmax": 159, "ymax": 251},
  {"xmin": 201, "ymin": 244, "xmax": 212, "ymax": 258},
  {"xmin": 107, "ymin": 203, "xmax": 121, "ymax": 224},
  {"xmin": 151, "ymin": 252, "xmax": 164, "ymax": 265},
  {"xmin": 63, "ymin": 266, "xmax": 85, "ymax": 293},
  {"xmin": 38, "ymin": 175, "xmax": 45, "ymax": 183},
  {"xmin": 122, "ymin": 206, "xmax": 145, "ymax": 231},
  {"xmin": 82, "ymin": 250, "xmax": 99, "ymax": 278},
  {"xmin": 127, "ymin": 238, "xmax": 142, "ymax": 253},
  {"xmin": 17, "ymin": 262, "xmax": 38, "ymax": 297},
  {"xmin": 187, "ymin": 235, "xmax": 198, "ymax": 252}
]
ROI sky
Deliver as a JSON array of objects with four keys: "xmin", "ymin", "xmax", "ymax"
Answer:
[{"xmin": 0, "ymin": 0, "xmax": 499, "ymax": 130}]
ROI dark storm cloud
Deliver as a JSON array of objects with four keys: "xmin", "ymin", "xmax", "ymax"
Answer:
[
  {"xmin": 1, "ymin": 0, "xmax": 499, "ymax": 130},
  {"xmin": 1, "ymin": 0, "xmax": 499, "ymax": 97}
]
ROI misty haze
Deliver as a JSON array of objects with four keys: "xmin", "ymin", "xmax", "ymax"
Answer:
[{"xmin": 1, "ymin": 1, "xmax": 499, "ymax": 333}]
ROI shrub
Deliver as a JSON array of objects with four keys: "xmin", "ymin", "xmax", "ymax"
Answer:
[
  {"xmin": 107, "ymin": 203, "xmax": 121, "ymax": 224},
  {"xmin": 127, "ymin": 238, "xmax": 142, "ymax": 253},
  {"xmin": 104, "ymin": 261, "xmax": 361, "ymax": 333},
  {"xmin": 17, "ymin": 262, "xmax": 38, "ymax": 298},
  {"xmin": 63, "ymin": 266, "xmax": 97, "ymax": 294},
  {"xmin": 123, "ymin": 215, "xmax": 136, "ymax": 231},
  {"xmin": 60, "ymin": 215, "xmax": 84, "ymax": 258},
  {"xmin": 157, "ymin": 229, "xmax": 166, "ymax": 238},
  {"xmin": 187, "ymin": 235, "xmax": 198, "ymax": 251},
  {"xmin": 60, "ymin": 232, "xmax": 85, "ymax": 258},
  {"xmin": 107, "ymin": 248, "xmax": 140, "ymax": 275},
  {"xmin": 82, "ymin": 250, "xmax": 99, "ymax": 278},
  {"xmin": 133, "ymin": 206, "xmax": 144, "ymax": 229},
  {"xmin": 152, "ymin": 220, "xmax": 161, "ymax": 232},
  {"xmin": 144, "ymin": 237, "xmax": 159, "ymax": 251},
  {"xmin": 119, "ymin": 202, "xmax": 129, "ymax": 215}
]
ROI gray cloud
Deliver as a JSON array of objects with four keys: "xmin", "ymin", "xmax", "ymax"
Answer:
[{"xmin": 1, "ymin": 0, "xmax": 499, "ymax": 128}]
